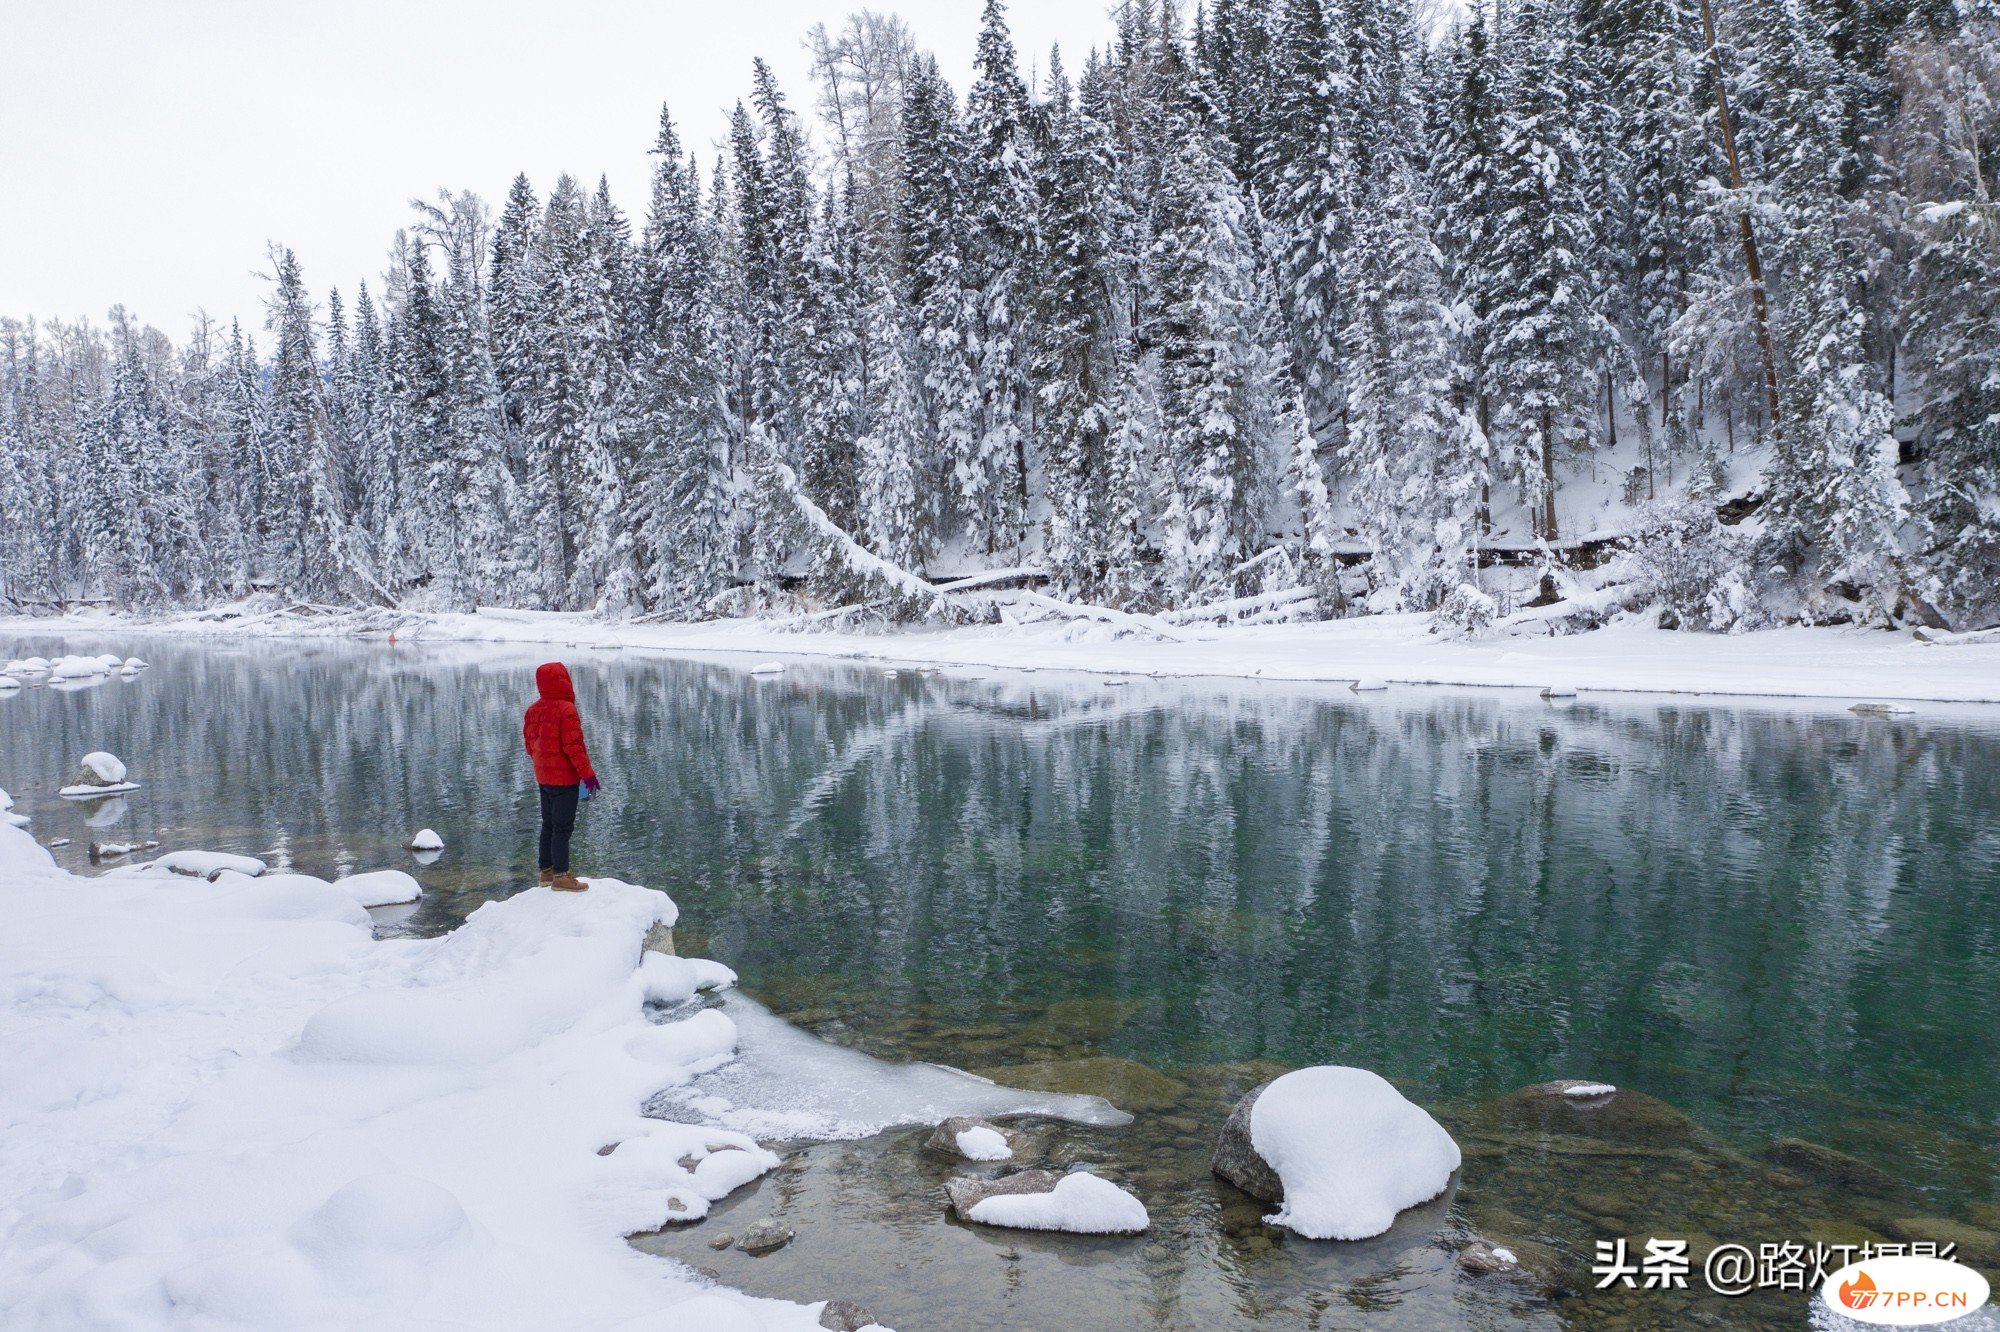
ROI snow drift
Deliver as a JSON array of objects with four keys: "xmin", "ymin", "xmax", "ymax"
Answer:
[{"xmin": 0, "ymin": 823, "xmax": 842, "ymax": 1330}]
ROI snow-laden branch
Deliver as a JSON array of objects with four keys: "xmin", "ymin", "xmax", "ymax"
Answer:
[
  {"xmin": 1004, "ymin": 589, "xmax": 1192, "ymax": 643},
  {"xmin": 765, "ymin": 455, "xmax": 959, "ymax": 609},
  {"xmin": 1161, "ymin": 585, "xmax": 1318, "ymax": 625}
]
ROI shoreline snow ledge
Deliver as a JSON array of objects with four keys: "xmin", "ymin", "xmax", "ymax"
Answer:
[
  {"xmin": 0, "ymin": 823, "xmax": 843, "ymax": 1331},
  {"xmin": 1212, "ymin": 1067, "xmax": 1461, "ymax": 1241}
]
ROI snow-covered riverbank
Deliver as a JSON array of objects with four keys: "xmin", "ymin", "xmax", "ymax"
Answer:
[
  {"xmin": 4, "ymin": 605, "xmax": 1998, "ymax": 704},
  {"xmin": 0, "ymin": 823, "xmax": 844, "ymax": 1330}
]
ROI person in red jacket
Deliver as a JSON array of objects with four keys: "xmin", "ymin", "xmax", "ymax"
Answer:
[{"xmin": 523, "ymin": 662, "xmax": 600, "ymax": 891}]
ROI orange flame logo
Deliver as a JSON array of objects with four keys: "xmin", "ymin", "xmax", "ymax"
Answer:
[{"xmin": 1840, "ymin": 1269, "xmax": 1879, "ymax": 1309}]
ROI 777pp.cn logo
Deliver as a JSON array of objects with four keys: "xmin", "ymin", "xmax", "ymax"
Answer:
[{"xmin": 1825, "ymin": 1256, "xmax": 1991, "ymax": 1326}]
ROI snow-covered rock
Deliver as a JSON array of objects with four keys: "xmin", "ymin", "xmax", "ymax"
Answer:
[
  {"xmin": 3, "ymin": 656, "xmax": 50, "ymax": 676},
  {"xmin": 924, "ymin": 1116, "xmax": 1012, "ymax": 1162},
  {"xmin": 1560, "ymin": 1081, "xmax": 1617, "ymax": 1099},
  {"xmin": 405, "ymin": 828, "xmax": 444, "ymax": 851},
  {"xmin": 949, "ymin": 1168, "xmax": 1148, "ymax": 1235},
  {"xmin": 58, "ymin": 751, "xmax": 141, "ymax": 797},
  {"xmin": 1850, "ymin": 701, "xmax": 1915, "ymax": 716},
  {"xmin": 1213, "ymin": 1066, "xmax": 1460, "ymax": 1241},
  {"xmin": 1351, "ymin": 677, "xmax": 1387, "ymax": 691},
  {"xmin": 333, "ymin": 869, "xmax": 424, "ymax": 908},
  {"xmin": 1541, "ymin": 684, "xmax": 1579, "ymax": 699},
  {"xmin": 150, "ymin": 848, "xmax": 268, "ymax": 880},
  {"xmin": 0, "ymin": 674, "xmax": 19, "ymax": 692},
  {"xmin": 0, "ymin": 787, "xmax": 26, "ymax": 829},
  {"xmin": 749, "ymin": 661, "xmax": 786, "ymax": 677},
  {"xmin": 47, "ymin": 654, "xmax": 114, "ymax": 681},
  {"xmin": 123, "ymin": 656, "xmax": 149, "ymax": 670}
]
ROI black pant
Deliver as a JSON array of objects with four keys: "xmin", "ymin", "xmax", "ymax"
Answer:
[{"xmin": 538, "ymin": 783, "xmax": 580, "ymax": 873}]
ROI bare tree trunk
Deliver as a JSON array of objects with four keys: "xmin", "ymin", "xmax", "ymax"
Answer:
[
  {"xmin": 1539, "ymin": 408, "xmax": 1559, "ymax": 541},
  {"xmin": 1699, "ymin": 0, "xmax": 1782, "ymax": 429}
]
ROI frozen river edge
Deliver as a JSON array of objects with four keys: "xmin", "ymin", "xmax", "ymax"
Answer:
[{"xmin": 4, "ymin": 604, "xmax": 2000, "ymax": 704}]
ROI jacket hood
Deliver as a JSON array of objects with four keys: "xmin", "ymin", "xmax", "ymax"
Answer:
[{"xmin": 535, "ymin": 662, "xmax": 575, "ymax": 703}]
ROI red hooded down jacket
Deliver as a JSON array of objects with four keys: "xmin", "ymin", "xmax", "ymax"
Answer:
[{"xmin": 524, "ymin": 662, "xmax": 597, "ymax": 786}]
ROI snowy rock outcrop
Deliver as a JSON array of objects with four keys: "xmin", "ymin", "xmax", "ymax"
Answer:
[
  {"xmin": 1212, "ymin": 1066, "xmax": 1460, "ymax": 1241},
  {"xmin": 59, "ymin": 752, "xmax": 141, "ymax": 798},
  {"xmin": 945, "ymin": 1168, "xmax": 1148, "ymax": 1234},
  {"xmin": 405, "ymin": 828, "xmax": 444, "ymax": 852},
  {"xmin": 0, "ymin": 788, "xmax": 26, "ymax": 829}
]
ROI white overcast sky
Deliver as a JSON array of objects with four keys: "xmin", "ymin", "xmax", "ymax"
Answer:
[{"xmin": 0, "ymin": 1, "xmax": 1121, "ymax": 337}]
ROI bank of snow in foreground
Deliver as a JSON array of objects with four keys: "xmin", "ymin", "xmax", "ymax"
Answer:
[{"xmin": 0, "ymin": 824, "xmax": 845, "ymax": 1330}]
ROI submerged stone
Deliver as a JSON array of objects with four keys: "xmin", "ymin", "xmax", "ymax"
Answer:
[
  {"xmin": 1036, "ymin": 996, "xmax": 1146, "ymax": 1040},
  {"xmin": 1494, "ymin": 1080, "xmax": 1701, "ymax": 1147},
  {"xmin": 1763, "ymin": 1137, "xmax": 1902, "ymax": 1198},
  {"xmin": 969, "ymin": 1056, "xmax": 1189, "ymax": 1113}
]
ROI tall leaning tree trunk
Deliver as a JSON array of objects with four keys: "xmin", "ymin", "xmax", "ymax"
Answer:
[{"xmin": 1698, "ymin": 0, "xmax": 1782, "ymax": 430}]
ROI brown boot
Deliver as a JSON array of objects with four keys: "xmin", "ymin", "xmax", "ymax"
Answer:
[
  {"xmin": 550, "ymin": 872, "xmax": 589, "ymax": 892},
  {"xmin": 538, "ymin": 868, "xmax": 556, "ymax": 886}
]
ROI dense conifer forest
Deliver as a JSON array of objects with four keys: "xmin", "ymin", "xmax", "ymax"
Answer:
[{"xmin": 3, "ymin": 0, "xmax": 1996, "ymax": 631}]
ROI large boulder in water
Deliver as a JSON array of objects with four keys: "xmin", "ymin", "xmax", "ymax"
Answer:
[
  {"xmin": 1212, "ymin": 1084, "xmax": 1285, "ymax": 1203},
  {"xmin": 1211, "ymin": 1067, "xmax": 1460, "ymax": 1240}
]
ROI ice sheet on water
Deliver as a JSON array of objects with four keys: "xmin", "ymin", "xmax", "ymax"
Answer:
[{"xmin": 651, "ymin": 991, "xmax": 1132, "ymax": 1139}]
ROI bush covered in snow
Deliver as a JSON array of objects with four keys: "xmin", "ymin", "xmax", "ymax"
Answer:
[
  {"xmin": 1627, "ymin": 495, "xmax": 1758, "ymax": 632},
  {"xmin": 1433, "ymin": 583, "xmax": 1499, "ymax": 639}
]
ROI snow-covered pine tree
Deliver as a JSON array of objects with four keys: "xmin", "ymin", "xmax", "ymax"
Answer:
[
  {"xmin": 1747, "ymin": 1, "xmax": 1914, "ymax": 614},
  {"xmin": 1030, "ymin": 49, "xmax": 1121, "ymax": 598},
  {"xmin": 898, "ymin": 54, "xmax": 979, "ymax": 562},
  {"xmin": 960, "ymin": 0, "xmax": 1038, "ymax": 555},
  {"xmin": 636, "ymin": 110, "xmax": 735, "ymax": 614},
  {"xmin": 1886, "ymin": 3, "xmax": 2000, "ymax": 624},
  {"xmin": 1486, "ymin": 0, "xmax": 1612, "ymax": 542},
  {"xmin": 1145, "ymin": 76, "xmax": 1269, "ymax": 605}
]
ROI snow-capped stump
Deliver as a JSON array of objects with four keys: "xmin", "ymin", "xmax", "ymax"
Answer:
[
  {"xmin": 748, "ymin": 660, "xmax": 786, "ymax": 677},
  {"xmin": 152, "ymin": 849, "xmax": 268, "ymax": 880},
  {"xmin": 946, "ymin": 1167, "xmax": 1149, "ymax": 1235},
  {"xmin": 1351, "ymin": 677, "xmax": 1388, "ymax": 691},
  {"xmin": 925, "ymin": 1116, "xmax": 1013, "ymax": 1162},
  {"xmin": 333, "ymin": 869, "xmax": 423, "ymax": 908},
  {"xmin": 1212, "ymin": 1066, "xmax": 1460, "ymax": 1241},
  {"xmin": 404, "ymin": 828, "xmax": 444, "ymax": 852},
  {"xmin": 59, "ymin": 752, "xmax": 142, "ymax": 798}
]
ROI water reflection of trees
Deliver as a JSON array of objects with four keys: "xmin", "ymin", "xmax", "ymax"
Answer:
[{"xmin": 2, "ymin": 642, "xmax": 1994, "ymax": 1156}]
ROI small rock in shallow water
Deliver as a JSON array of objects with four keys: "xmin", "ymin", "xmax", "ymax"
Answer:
[
  {"xmin": 817, "ymin": 1298, "xmax": 877, "ymax": 1331},
  {"xmin": 736, "ymin": 1217, "xmax": 794, "ymax": 1254},
  {"xmin": 1464, "ymin": 1240, "xmax": 1520, "ymax": 1272},
  {"xmin": 925, "ymin": 1116, "xmax": 1013, "ymax": 1161},
  {"xmin": 707, "ymin": 1233, "xmax": 735, "ymax": 1250}
]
